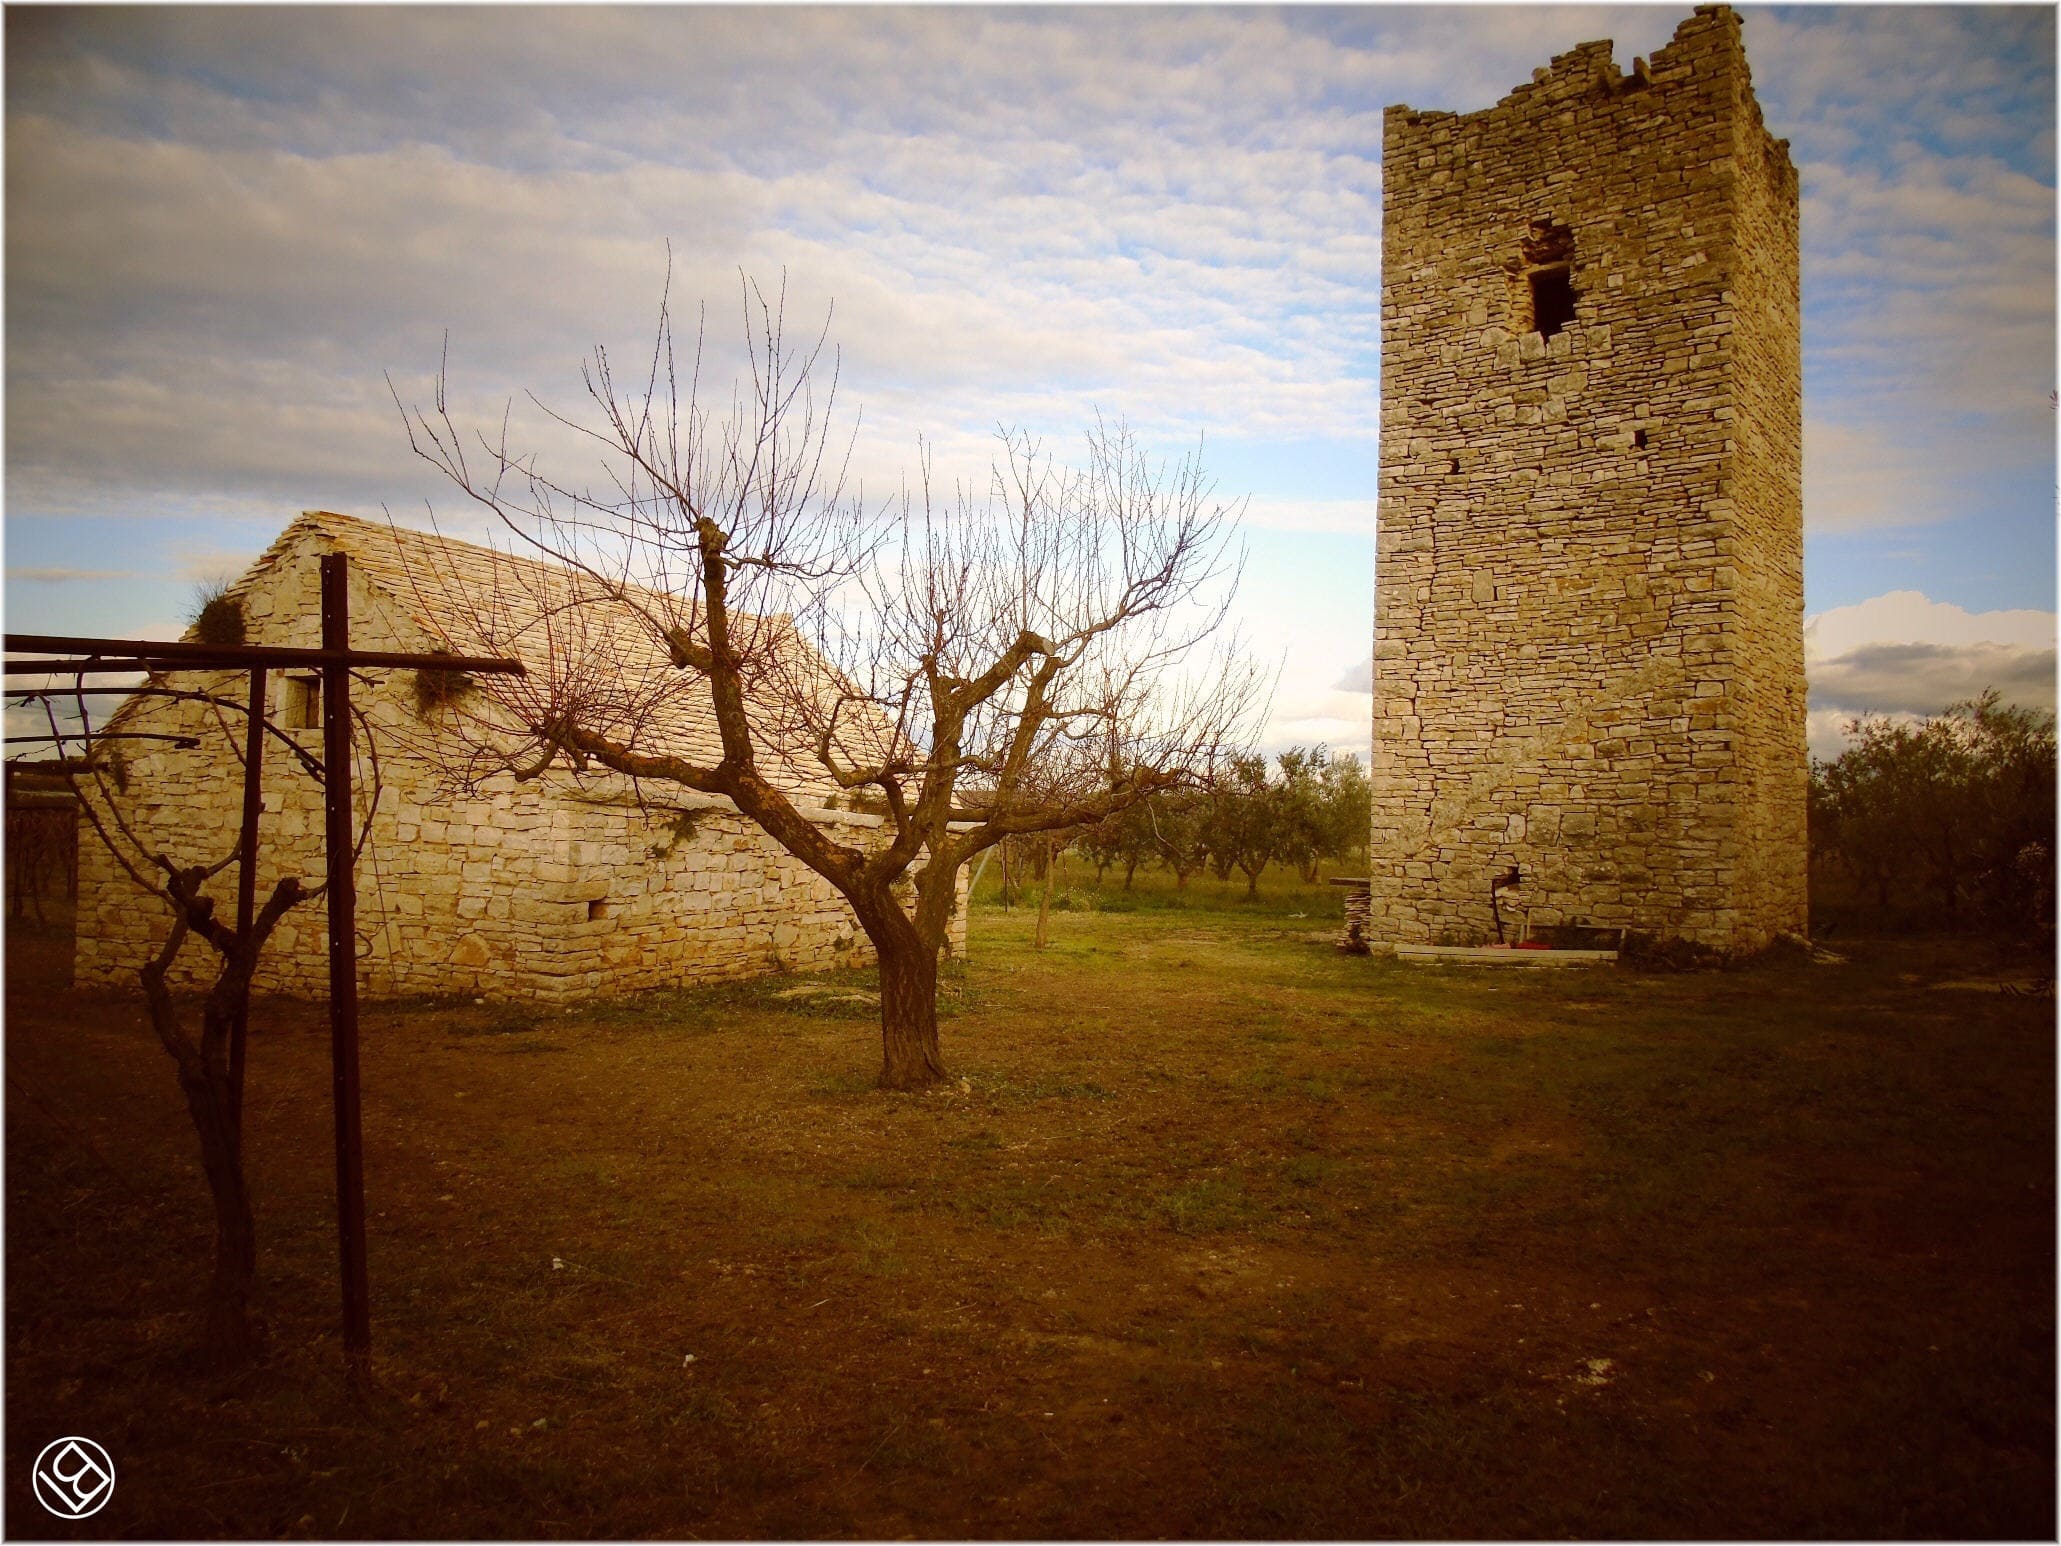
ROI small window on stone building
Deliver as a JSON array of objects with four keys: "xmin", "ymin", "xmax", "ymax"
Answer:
[
  {"xmin": 284, "ymin": 674, "xmax": 322, "ymax": 730},
  {"xmin": 588, "ymin": 899, "xmax": 610, "ymax": 921},
  {"xmin": 1529, "ymin": 264, "xmax": 1576, "ymax": 337}
]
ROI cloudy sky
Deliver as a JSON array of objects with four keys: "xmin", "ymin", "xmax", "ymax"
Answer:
[{"xmin": 5, "ymin": 4, "xmax": 2054, "ymax": 761}]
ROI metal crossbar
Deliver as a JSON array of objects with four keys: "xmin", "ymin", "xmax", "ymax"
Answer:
[
  {"xmin": 6, "ymin": 633, "xmax": 520, "ymax": 675},
  {"xmin": 6, "ymin": 732, "xmax": 201, "ymax": 748}
]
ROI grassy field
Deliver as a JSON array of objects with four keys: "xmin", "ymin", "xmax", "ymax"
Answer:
[
  {"xmin": 5, "ymin": 888, "xmax": 2053, "ymax": 1538},
  {"xmin": 968, "ymin": 847, "xmax": 1357, "ymax": 918}
]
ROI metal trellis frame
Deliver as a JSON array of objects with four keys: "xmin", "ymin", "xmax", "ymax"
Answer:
[{"xmin": 5, "ymin": 553, "xmax": 524, "ymax": 1381}]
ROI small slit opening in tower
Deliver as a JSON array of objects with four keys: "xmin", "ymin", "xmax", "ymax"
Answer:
[{"xmin": 1529, "ymin": 264, "xmax": 1576, "ymax": 338}]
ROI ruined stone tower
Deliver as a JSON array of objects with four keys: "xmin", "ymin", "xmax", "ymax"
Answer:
[{"xmin": 1369, "ymin": 4, "xmax": 1805, "ymax": 953}]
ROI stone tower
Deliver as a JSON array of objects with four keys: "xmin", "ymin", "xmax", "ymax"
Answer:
[{"xmin": 1369, "ymin": 4, "xmax": 1805, "ymax": 953}]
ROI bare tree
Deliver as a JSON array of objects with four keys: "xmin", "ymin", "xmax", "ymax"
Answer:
[
  {"xmin": 34, "ymin": 676, "xmax": 378, "ymax": 1368},
  {"xmin": 396, "ymin": 276, "xmax": 1264, "ymax": 1089}
]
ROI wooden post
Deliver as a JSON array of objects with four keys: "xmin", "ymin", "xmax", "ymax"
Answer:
[
  {"xmin": 319, "ymin": 555, "xmax": 371, "ymax": 1380},
  {"xmin": 1034, "ymin": 835, "xmax": 1053, "ymax": 950},
  {"xmin": 229, "ymin": 666, "xmax": 265, "ymax": 1146},
  {"xmin": 967, "ymin": 845, "xmax": 995, "ymax": 903}
]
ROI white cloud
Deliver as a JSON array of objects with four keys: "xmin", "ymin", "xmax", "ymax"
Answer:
[
  {"xmin": 1, "ymin": 3, "xmax": 2049, "ymax": 743},
  {"xmin": 1806, "ymin": 706, "xmax": 1880, "ymax": 763},
  {"xmin": 4, "ymin": 90, "xmax": 1388, "ymax": 522},
  {"xmin": 1805, "ymin": 590, "xmax": 2055, "ymax": 659},
  {"xmin": 1764, "ymin": 9, "xmax": 2056, "ymax": 539},
  {"xmin": 1803, "ymin": 419, "xmax": 2024, "ymax": 535},
  {"xmin": 1809, "ymin": 641, "xmax": 2055, "ymax": 718},
  {"xmin": 1804, "ymin": 590, "xmax": 2056, "ymax": 757},
  {"xmin": 6, "ymin": 566, "xmax": 131, "ymax": 582},
  {"xmin": 1256, "ymin": 683, "xmax": 1373, "ymax": 763},
  {"xmin": 171, "ymin": 547, "xmax": 267, "ymax": 587},
  {"xmin": 8, "ymin": 6, "xmax": 2048, "ymax": 545}
]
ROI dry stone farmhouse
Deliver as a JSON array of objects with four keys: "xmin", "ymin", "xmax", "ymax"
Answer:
[
  {"xmin": 76, "ymin": 510, "xmax": 965, "ymax": 999},
  {"xmin": 1367, "ymin": 5, "xmax": 1807, "ymax": 953}
]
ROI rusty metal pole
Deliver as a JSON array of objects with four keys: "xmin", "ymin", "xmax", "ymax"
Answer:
[
  {"xmin": 229, "ymin": 666, "xmax": 266, "ymax": 1148},
  {"xmin": 319, "ymin": 554, "xmax": 372, "ymax": 1380}
]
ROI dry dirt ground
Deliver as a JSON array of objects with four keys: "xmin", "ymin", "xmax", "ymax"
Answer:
[{"xmin": 5, "ymin": 898, "xmax": 2053, "ymax": 1539}]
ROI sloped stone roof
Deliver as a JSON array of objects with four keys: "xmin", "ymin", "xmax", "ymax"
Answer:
[{"xmin": 237, "ymin": 509, "xmax": 872, "ymax": 804}]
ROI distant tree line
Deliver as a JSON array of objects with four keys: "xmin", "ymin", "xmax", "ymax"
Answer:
[
  {"xmin": 991, "ymin": 746, "xmax": 1372, "ymax": 901},
  {"xmin": 1810, "ymin": 690, "xmax": 2055, "ymax": 937}
]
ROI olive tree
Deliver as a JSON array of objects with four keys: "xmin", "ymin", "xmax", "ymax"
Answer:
[
  {"xmin": 397, "ymin": 279, "xmax": 1263, "ymax": 1088},
  {"xmin": 1207, "ymin": 753, "xmax": 1280, "ymax": 897},
  {"xmin": 1812, "ymin": 690, "xmax": 2055, "ymax": 932}
]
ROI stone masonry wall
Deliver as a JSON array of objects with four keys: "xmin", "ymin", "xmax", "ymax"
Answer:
[
  {"xmin": 1370, "ymin": 5, "xmax": 1806, "ymax": 953},
  {"xmin": 74, "ymin": 526, "xmax": 968, "ymax": 1000},
  {"xmin": 1722, "ymin": 37, "xmax": 1810, "ymax": 943}
]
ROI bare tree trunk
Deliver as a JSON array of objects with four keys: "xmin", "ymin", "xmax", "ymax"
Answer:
[
  {"xmin": 877, "ymin": 947, "xmax": 946, "ymax": 1090},
  {"xmin": 184, "ymin": 1052, "xmax": 259, "ymax": 1370},
  {"xmin": 855, "ymin": 900, "xmax": 948, "ymax": 1091},
  {"xmin": 129, "ymin": 877, "xmax": 301, "ymax": 1375},
  {"xmin": 142, "ymin": 972, "xmax": 260, "ymax": 1372}
]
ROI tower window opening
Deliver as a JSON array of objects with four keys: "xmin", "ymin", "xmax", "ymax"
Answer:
[
  {"xmin": 1633, "ymin": 428, "xmax": 1649, "ymax": 450},
  {"xmin": 1529, "ymin": 264, "xmax": 1576, "ymax": 337}
]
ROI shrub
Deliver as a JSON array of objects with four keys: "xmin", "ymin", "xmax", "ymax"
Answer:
[
  {"xmin": 411, "ymin": 656, "xmax": 477, "ymax": 718},
  {"xmin": 189, "ymin": 581, "xmax": 246, "ymax": 646},
  {"xmin": 1811, "ymin": 690, "xmax": 2056, "ymax": 937}
]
